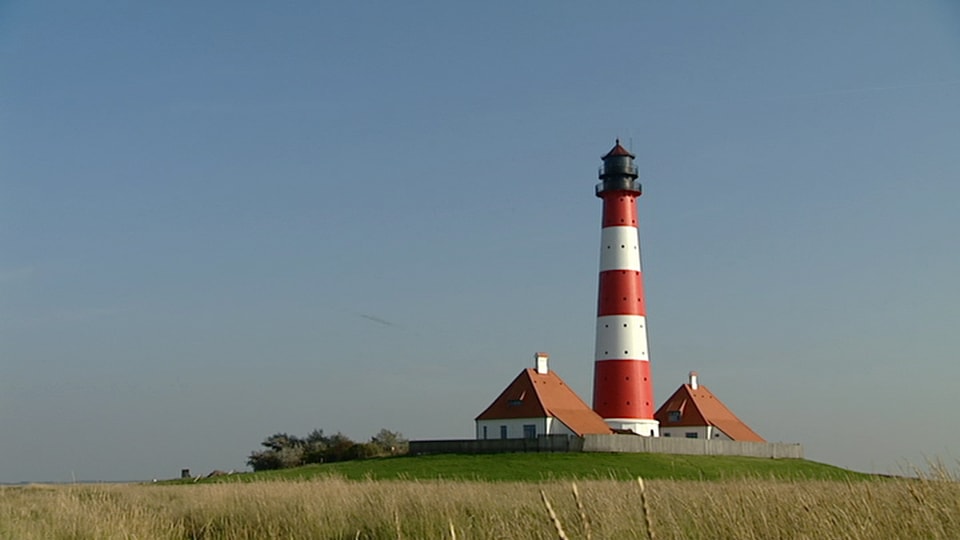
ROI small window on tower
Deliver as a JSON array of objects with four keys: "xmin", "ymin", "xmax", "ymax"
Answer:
[{"xmin": 667, "ymin": 411, "xmax": 681, "ymax": 423}]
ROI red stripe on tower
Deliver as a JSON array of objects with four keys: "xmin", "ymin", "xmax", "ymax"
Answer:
[{"xmin": 591, "ymin": 140, "xmax": 660, "ymax": 436}]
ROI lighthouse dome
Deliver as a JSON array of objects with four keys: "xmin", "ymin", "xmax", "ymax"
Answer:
[
  {"xmin": 598, "ymin": 139, "xmax": 639, "ymax": 192},
  {"xmin": 602, "ymin": 139, "xmax": 635, "ymax": 160}
]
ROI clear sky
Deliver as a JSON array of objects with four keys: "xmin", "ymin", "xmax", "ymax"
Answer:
[{"xmin": 2, "ymin": 1, "xmax": 959, "ymax": 482}]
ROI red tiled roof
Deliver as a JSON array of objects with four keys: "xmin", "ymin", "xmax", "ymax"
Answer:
[
  {"xmin": 476, "ymin": 369, "xmax": 613, "ymax": 436},
  {"xmin": 602, "ymin": 139, "xmax": 635, "ymax": 159},
  {"xmin": 653, "ymin": 383, "xmax": 765, "ymax": 442}
]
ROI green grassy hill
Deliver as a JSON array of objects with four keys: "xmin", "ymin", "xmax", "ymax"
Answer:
[{"xmin": 177, "ymin": 452, "xmax": 869, "ymax": 484}]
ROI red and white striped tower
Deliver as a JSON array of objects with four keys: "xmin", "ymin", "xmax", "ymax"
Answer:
[{"xmin": 592, "ymin": 140, "xmax": 659, "ymax": 436}]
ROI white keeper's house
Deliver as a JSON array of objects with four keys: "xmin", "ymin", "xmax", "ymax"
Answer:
[
  {"xmin": 475, "ymin": 353, "xmax": 613, "ymax": 440},
  {"xmin": 654, "ymin": 372, "xmax": 764, "ymax": 442}
]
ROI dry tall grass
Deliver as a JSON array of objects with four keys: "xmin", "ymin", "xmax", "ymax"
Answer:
[{"xmin": 2, "ymin": 475, "xmax": 959, "ymax": 539}]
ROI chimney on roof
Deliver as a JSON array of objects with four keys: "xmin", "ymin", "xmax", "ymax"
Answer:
[
  {"xmin": 689, "ymin": 371, "xmax": 699, "ymax": 390},
  {"xmin": 535, "ymin": 352, "xmax": 549, "ymax": 374}
]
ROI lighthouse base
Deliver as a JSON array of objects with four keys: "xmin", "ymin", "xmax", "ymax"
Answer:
[{"xmin": 603, "ymin": 418, "xmax": 660, "ymax": 437}]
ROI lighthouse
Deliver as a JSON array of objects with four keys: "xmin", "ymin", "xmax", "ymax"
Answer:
[{"xmin": 591, "ymin": 140, "xmax": 659, "ymax": 436}]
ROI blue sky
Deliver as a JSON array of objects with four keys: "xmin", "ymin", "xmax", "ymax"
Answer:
[{"xmin": 2, "ymin": 1, "xmax": 959, "ymax": 482}]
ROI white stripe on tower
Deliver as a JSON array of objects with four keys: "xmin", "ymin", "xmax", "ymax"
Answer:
[
  {"xmin": 598, "ymin": 227, "xmax": 642, "ymax": 272},
  {"xmin": 595, "ymin": 315, "xmax": 649, "ymax": 361}
]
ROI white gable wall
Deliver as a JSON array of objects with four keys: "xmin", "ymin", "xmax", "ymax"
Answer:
[
  {"xmin": 659, "ymin": 425, "xmax": 732, "ymax": 440},
  {"xmin": 476, "ymin": 417, "xmax": 577, "ymax": 439},
  {"xmin": 546, "ymin": 417, "xmax": 577, "ymax": 435}
]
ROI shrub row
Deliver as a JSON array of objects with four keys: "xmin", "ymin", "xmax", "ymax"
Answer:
[{"xmin": 247, "ymin": 429, "xmax": 408, "ymax": 471}]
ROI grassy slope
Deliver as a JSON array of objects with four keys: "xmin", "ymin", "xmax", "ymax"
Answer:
[{"xmin": 178, "ymin": 453, "xmax": 869, "ymax": 484}]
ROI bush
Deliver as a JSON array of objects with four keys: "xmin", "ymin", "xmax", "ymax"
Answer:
[
  {"xmin": 247, "ymin": 450, "xmax": 283, "ymax": 471},
  {"xmin": 371, "ymin": 429, "xmax": 409, "ymax": 455},
  {"xmin": 246, "ymin": 428, "xmax": 407, "ymax": 470},
  {"xmin": 347, "ymin": 442, "xmax": 383, "ymax": 460}
]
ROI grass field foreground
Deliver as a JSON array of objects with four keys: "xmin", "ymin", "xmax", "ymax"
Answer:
[{"xmin": 3, "ymin": 474, "xmax": 959, "ymax": 539}]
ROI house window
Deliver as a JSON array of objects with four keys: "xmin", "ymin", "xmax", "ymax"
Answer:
[
  {"xmin": 663, "ymin": 432, "xmax": 671, "ymax": 437},
  {"xmin": 500, "ymin": 425, "xmax": 508, "ymax": 439},
  {"xmin": 685, "ymin": 432, "xmax": 698, "ymax": 439},
  {"xmin": 667, "ymin": 411, "xmax": 681, "ymax": 423},
  {"xmin": 523, "ymin": 424, "xmax": 536, "ymax": 439},
  {"xmin": 508, "ymin": 399, "xmax": 523, "ymax": 407},
  {"xmin": 482, "ymin": 426, "xmax": 488, "ymax": 440}
]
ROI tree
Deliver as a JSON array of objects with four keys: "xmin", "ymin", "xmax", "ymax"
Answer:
[
  {"xmin": 305, "ymin": 429, "xmax": 328, "ymax": 445},
  {"xmin": 246, "ymin": 427, "xmax": 408, "ymax": 471},
  {"xmin": 248, "ymin": 432, "xmax": 308, "ymax": 471},
  {"xmin": 347, "ymin": 442, "xmax": 382, "ymax": 460},
  {"xmin": 324, "ymin": 432, "xmax": 356, "ymax": 463},
  {"xmin": 302, "ymin": 429, "xmax": 329, "ymax": 464},
  {"xmin": 247, "ymin": 449, "xmax": 283, "ymax": 471},
  {"xmin": 261, "ymin": 433, "xmax": 303, "ymax": 452},
  {"xmin": 371, "ymin": 429, "xmax": 409, "ymax": 455}
]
